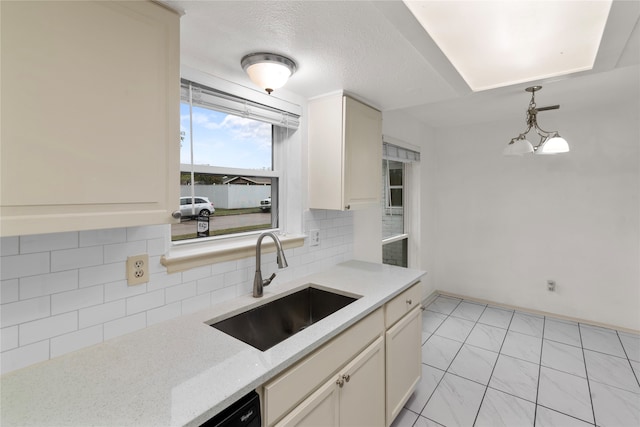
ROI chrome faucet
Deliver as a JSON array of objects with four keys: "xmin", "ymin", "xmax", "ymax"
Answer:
[{"xmin": 253, "ymin": 232, "xmax": 289, "ymax": 298}]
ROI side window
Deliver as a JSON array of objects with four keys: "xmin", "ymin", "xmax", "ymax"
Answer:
[
  {"xmin": 381, "ymin": 141, "xmax": 420, "ymax": 268},
  {"xmin": 173, "ymin": 80, "xmax": 298, "ymax": 242}
]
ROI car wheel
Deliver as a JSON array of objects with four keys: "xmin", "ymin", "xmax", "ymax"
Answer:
[{"xmin": 199, "ymin": 209, "xmax": 210, "ymax": 216}]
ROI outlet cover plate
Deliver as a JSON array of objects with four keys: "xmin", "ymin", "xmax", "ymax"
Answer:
[{"xmin": 127, "ymin": 254, "xmax": 149, "ymax": 286}]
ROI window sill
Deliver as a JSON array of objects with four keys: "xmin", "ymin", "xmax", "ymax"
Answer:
[{"xmin": 161, "ymin": 233, "xmax": 305, "ymax": 274}]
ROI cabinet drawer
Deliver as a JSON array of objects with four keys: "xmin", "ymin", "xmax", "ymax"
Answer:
[
  {"xmin": 384, "ymin": 282, "xmax": 421, "ymax": 328},
  {"xmin": 263, "ymin": 308, "xmax": 384, "ymax": 426}
]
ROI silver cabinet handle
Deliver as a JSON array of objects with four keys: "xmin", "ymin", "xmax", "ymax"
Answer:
[
  {"xmin": 406, "ymin": 299, "xmax": 412, "ymax": 305},
  {"xmin": 345, "ymin": 205, "xmax": 351, "ymax": 210},
  {"xmin": 336, "ymin": 377, "xmax": 345, "ymax": 388},
  {"xmin": 342, "ymin": 374, "xmax": 350, "ymax": 383}
]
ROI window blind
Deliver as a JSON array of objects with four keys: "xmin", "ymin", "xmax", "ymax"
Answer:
[
  {"xmin": 180, "ymin": 79, "xmax": 300, "ymax": 130},
  {"xmin": 383, "ymin": 142, "xmax": 420, "ymax": 163}
]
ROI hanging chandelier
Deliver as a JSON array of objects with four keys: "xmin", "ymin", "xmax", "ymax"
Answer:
[{"xmin": 503, "ymin": 86, "xmax": 570, "ymax": 156}]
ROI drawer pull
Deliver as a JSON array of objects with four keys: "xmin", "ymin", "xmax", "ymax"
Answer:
[
  {"xmin": 336, "ymin": 377, "xmax": 345, "ymax": 388},
  {"xmin": 406, "ymin": 299, "xmax": 412, "ymax": 305},
  {"xmin": 342, "ymin": 374, "xmax": 351, "ymax": 383}
]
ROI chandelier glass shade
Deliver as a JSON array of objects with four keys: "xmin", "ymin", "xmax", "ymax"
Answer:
[
  {"xmin": 504, "ymin": 86, "xmax": 569, "ymax": 156},
  {"xmin": 241, "ymin": 53, "xmax": 296, "ymax": 94}
]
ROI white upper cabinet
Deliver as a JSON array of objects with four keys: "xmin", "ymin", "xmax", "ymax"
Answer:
[
  {"xmin": 308, "ymin": 93, "xmax": 382, "ymax": 211},
  {"xmin": 0, "ymin": 1, "xmax": 180, "ymax": 236}
]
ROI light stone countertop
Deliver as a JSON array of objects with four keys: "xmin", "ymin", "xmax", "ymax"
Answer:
[{"xmin": 0, "ymin": 260, "xmax": 425, "ymax": 427}]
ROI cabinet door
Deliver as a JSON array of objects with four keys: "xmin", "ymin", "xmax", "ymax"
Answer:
[
  {"xmin": 340, "ymin": 336, "xmax": 385, "ymax": 427},
  {"xmin": 275, "ymin": 376, "xmax": 339, "ymax": 427},
  {"xmin": 343, "ymin": 96, "xmax": 382, "ymax": 210},
  {"xmin": 1, "ymin": 1, "xmax": 179, "ymax": 236},
  {"xmin": 385, "ymin": 307, "xmax": 422, "ymax": 426}
]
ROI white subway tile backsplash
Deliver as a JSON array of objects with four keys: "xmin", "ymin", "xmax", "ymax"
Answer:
[
  {"xmin": 147, "ymin": 238, "xmax": 166, "ymax": 257},
  {"xmin": 148, "ymin": 272, "xmax": 182, "ymax": 290},
  {"xmin": 1, "ymin": 279, "xmax": 19, "ymax": 303},
  {"xmin": 182, "ymin": 294, "xmax": 211, "ymax": 315},
  {"xmin": 79, "ymin": 229, "xmax": 127, "ymax": 247},
  {"xmin": 1, "ymin": 236, "xmax": 19, "ymax": 256},
  {"xmin": 104, "ymin": 280, "xmax": 146, "ymax": 302},
  {"xmin": 79, "ymin": 300, "xmax": 126, "ymax": 329},
  {"xmin": 79, "ymin": 262, "xmax": 125, "ymax": 288},
  {"xmin": 126, "ymin": 290, "xmax": 164, "ymax": 315},
  {"xmin": 1, "ymin": 340, "xmax": 49, "ymax": 374},
  {"xmin": 51, "ymin": 286, "xmax": 103, "ymax": 315},
  {"xmin": 1, "ymin": 296, "xmax": 51, "ymax": 327},
  {"xmin": 211, "ymin": 260, "xmax": 238, "ymax": 275},
  {"xmin": 103, "ymin": 240, "xmax": 146, "ymax": 264},
  {"xmin": 19, "ymin": 312, "xmax": 77, "ymax": 345},
  {"xmin": 182, "ymin": 265, "xmax": 212, "ymax": 283},
  {"xmin": 223, "ymin": 269, "xmax": 247, "ymax": 287},
  {"xmin": 104, "ymin": 313, "xmax": 146, "ymax": 341},
  {"xmin": 20, "ymin": 232, "xmax": 78, "ymax": 254},
  {"xmin": 1, "ymin": 326, "xmax": 19, "ymax": 351},
  {"xmin": 166, "ymin": 282, "xmax": 197, "ymax": 304},
  {"xmin": 196, "ymin": 275, "xmax": 225, "ymax": 295},
  {"xmin": 1, "ymin": 252, "xmax": 50, "ymax": 281},
  {"xmin": 147, "ymin": 302, "xmax": 182, "ymax": 326},
  {"xmin": 51, "ymin": 325, "xmax": 103, "ymax": 358},
  {"xmin": 51, "ymin": 246, "xmax": 102, "ymax": 272},
  {"xmin": 0, "ymin": 209, "xmax": 354, "ymax": 373},
  {"xmin": 20, "ymin": 270, "xmax": 78, "ymax": 300}
]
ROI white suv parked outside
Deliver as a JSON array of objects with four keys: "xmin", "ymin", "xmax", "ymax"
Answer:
[
  {"xmin": 260, "ymin": 196, "xmax": 271, "ymax": 212},
  {"xmin": 179, "ymin": 196, "xmax": 215, "ymax": 218}
]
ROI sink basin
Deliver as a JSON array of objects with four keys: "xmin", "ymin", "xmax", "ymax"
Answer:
[{"xmin": 210, "ymin": 286, "xmax": 359, "ymax": 351}]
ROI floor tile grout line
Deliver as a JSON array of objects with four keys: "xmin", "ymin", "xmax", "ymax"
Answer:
[
  {"xmin": 536, "ymin": 403, "xmax": 598, "ymax": 426},
  {"xmin": 578, "ymin": 320, "xmax": 598, "ymax": 426},
  {"xmin": 470, "ymin": 303, "xmax": 513, "ymax": 427},
  {"xmin": 417, "ymin": 298, "xmax": 464, "ymax": 418},
  {"xmin": 615, "ymin": 329, "xmax": 640, "ymax": 389},
  {"xmin": 533, "ymin": 316, "xmax": 546, "ymax": 427},
  {"xmin": 419, "ymin": 296, "xmax": 639, "ymax": 427}
]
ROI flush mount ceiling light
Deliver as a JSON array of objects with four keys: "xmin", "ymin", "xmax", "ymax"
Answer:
[
  {"xmin": 503, "ymin": 86, "xmax": 569, "ymax": 156},
  {"xmin": 241, "ymin": 52, "xmax": 296, "ymax": 94},
  {"xmin": 402, "ymin": 0, "xmax": 612, "ymax": 91}
]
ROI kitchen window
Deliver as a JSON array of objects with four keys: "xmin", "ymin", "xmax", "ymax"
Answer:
[
  {"xmin": 382, "ymin": 139, "xmax": 420, "ymax": 268},
  {"xmin": 173, "ymin": 79, "xmax": 299, "ymax": 242}
]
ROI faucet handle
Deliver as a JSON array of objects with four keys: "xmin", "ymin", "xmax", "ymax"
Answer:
[{"xmin": 263, "ymin": 273, "xmax": 277, "ymax": 287}]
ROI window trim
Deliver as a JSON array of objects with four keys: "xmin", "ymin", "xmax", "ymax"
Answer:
[
  {"xmin": 161, "ymin": 66, "xmax": 304, "ymax": 270},
  {"xmin": 381, "ymin": 135, "xmax": 421, "ymax": 269}
]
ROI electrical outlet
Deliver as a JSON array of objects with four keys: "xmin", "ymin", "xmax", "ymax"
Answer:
[
  {"xmin": 547, "ymin": 280, "xmax": 556, "ymax": 291},
  {"xmin": 127, "ymin": 254, "xmax": 149, "ymax": 286},
  {"xmin": 310, "ymin": 229, "xmax": 320, "ymax": 246}
]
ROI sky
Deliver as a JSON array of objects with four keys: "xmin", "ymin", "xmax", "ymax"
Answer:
[{"xmin": 180, "ymin": 103, "xmax": 272, "ymax": 170}]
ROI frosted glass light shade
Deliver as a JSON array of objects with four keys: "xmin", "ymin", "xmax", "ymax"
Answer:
[
  {"xmin": 536, "ymin": 135, "xmax": 570, "ymax": 155},
  {"xmin": 503, "ymin": 138, "xmax": 534, "ymax": 156},
  {"xmin": 245, "ymin": 62, "xmax": 292, "ymax": 93},
  {"xmin": 241, "ymin": 53, "xmax": 296, "ymax": 94}
]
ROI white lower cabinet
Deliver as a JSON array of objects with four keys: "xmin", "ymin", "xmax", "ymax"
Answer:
[
  {"xmin": 276, "ymin": 336, "xmax": 385, "ymax": 427},
  {"xmin": 384, "ymin": 282, "xmax": 423, "ymax": 426},
  {"xmin": 385, "ymin": 307, "xmax": 422, "ymax": 426},
  {"xmin": 262, "ymin": 283, "xmax": 422, "ymax": 427}
]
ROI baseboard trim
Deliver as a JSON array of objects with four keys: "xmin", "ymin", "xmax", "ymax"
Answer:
[{"xmin": 424, "ymin": 290, "xmax": 639, "ymax": 335}]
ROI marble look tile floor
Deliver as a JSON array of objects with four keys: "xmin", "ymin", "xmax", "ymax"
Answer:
[{"xmin": 392, "ymin": 295, "xmax": 640, "ymax": 427}]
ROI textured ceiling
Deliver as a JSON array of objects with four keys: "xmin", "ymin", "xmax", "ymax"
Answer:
[{"xmin": 165, "ymin": 0, "xmax": 640, "ymax": 127}]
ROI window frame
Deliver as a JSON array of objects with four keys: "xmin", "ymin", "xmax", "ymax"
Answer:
[
  {"xmin": 160, "ymin": 67, "xmax": 304, "ymax": 273},
  {"xmin": 381, "ymin": 136, "xmax": 421, "ymax": 269}
]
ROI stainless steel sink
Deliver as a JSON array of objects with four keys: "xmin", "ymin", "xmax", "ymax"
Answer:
[{"xmin": 210, "ymin": 286, "xmax": 359, "ymax": 351}]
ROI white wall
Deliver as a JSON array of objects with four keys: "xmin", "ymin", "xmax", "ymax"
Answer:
[{"xmin": 428, "ymin": 98, "xmax": 640, "ymax": 330}]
